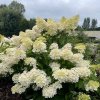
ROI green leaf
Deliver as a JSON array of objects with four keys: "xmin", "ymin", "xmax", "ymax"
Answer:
[{"xmin": 75, "ymin": 79, "xmax": 85, "ymax": 90}]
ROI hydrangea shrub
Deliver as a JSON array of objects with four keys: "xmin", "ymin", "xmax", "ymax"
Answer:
[{"xmin": 0, "ymin": 16, "xmax": 100, "ymax": 100}]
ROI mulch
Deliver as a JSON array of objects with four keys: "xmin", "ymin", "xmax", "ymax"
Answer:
[{"xmin": 0, "ymin": 77, "xmax": 23, "ymax": 100}]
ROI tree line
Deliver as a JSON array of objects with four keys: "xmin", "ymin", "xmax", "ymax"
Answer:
[
  {"xmin": 0, "ymin": 1, "xmax": 100, "ymax": 37},
  {"xmin": 82, "ymin": 17, "xmax": 99, "ymax": 30},
  {"xmin": 0, "ymin": 1, "xmax": 36, "ymax": 37}
]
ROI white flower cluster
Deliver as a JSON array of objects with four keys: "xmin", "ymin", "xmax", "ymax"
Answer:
[
  {"xmin": 74, "ymin": 43, "xmax": 86, "ymax": 53},
  {"xmin": 49, "ymin": 43, "xmax": 91, "ymax": 89},
  {"xmin": 61, "ymin": 49, "xmax": 73, "ymax": 60},
  {"xmin": 53, "ymin": 68, "xmax": 69, "ymax": 82},
  {"xmin": 49, "ymin": 43, "xmax": 73, "ymax": 60},
  {"xmin": 24, "ymin": 57, "xmax": 37, "ymax": 67},
  {"xmin": 49, "ymin": 62, "xmax": 60, "ymax": 72},
  {"xmin": 49, "ymin": 43, "xmax": 58, "ymax": 50},
  {"xmin": 35, "ymin": 16, "xmax": 79, "ymax": 36},
  {"xmin": 9, "ymin": 28, "xmax": 42, "ymax": 52},
  {"xmin": 11, "ymin": 83, "xmax": 27, "ymax": 94},
  {"xmin": 32, "ymin": 40, "xmax": 47, "ymax": 53},
  {"xmin": 52, "ymin": 67, "xmax": 91, "ymax": 83},
  {"xmin": 0, "ymin": 48, "xmax": 26, "ymax": 75},
  {"xmin": 12, "ymin": 68, "xmax": 51, "ymax": 94},
  {"xmin": 49, "ymin": 43, "xmax": 90, "ymax": 68},
  {"xmin": 85, "ymin": 80, "xmax": 100, "ymax": 91},
  {"xmin": 49, "ymin": 48, "xmax": 61, "ymax": 60},
  {"xmin": 61, "ymin": 43, "xmax": 72, "ymax": 50},
  {"xmin": 78, "ymin": 93, "xmax": 91, "ymax": 100},
  {"xmin": 42, "ymin": 81, "xmax": 62, "ymax": 98},
  {"xmin": 72, "ymin": 67, "xmax": 91, "ymax": 78}
]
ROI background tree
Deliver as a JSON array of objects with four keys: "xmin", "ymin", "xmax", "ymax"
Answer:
[
  {"xmin": 86, "ymin": 17, "xmax": 90, "ymax": 29},
  {"xmin": 19, "ymin": 18, "xmax": 29, "ymax": 31},
  {"xmin": 0, "ymin": 1, "xmax": 37, "ymax": 37},
  {"xmin": 9, "ymin": 1, "xmax": 25, "ymax": 14},
  {"xmin": 0, "ymin": 4, "xmax": 7, "ymax": 8},
  {"xmin": 82, "ymin": 17, "xmax": 90, "ymax": 30},
  {"xmin": 0, "ymin": 1, "xmax": 25, "ymax": 37},
  {"xmin": 82, "ymin": 18, "xmax": 87, "ymax": 29},
  {"xmin": 0, "ymin": 7, "xmax": 23, "ymax": 37},
  {"xmin": 91, "ymin": 19, "xmax": 97, "ymax": 29},
  {"xmin": 28, "ymin": 18, "xmax": 36, "ymax": 29}
]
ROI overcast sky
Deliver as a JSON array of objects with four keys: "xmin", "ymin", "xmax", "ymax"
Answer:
[{"xmin": 0, "ymin": 0, "xmax": 100, "ymax": 26}]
